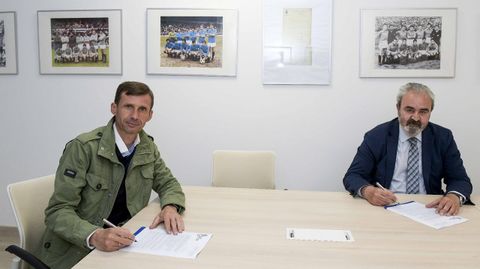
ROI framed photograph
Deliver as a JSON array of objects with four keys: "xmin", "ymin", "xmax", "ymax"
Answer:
[
  {"xmin": 360, "ymin": 8, "xmax": 456, "ymax": 78},
  {"xmin": 262, "ymin": 0, "xmax": 332, "ymax": 85},
  {"xmin": 0, "ymin": 11, "xmax": 18, "ymax": 75},
  {"xmin": 147, "ymin": 8, "xmax": 238, "ymax": 76},
  {"xmin": 37, "ymin": 9, "xmax": 122, "ymax": 75}
]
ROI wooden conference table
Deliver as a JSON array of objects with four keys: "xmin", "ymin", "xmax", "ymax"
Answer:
[{"xmin": 73, "ymin": 186, "xmax": 480, "ymax": 269}]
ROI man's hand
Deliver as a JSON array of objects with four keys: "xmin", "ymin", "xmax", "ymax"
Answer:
[
  {"xmin": 89, "ymin": 227, "xmax": 135, "ymax": 251},
  {"xmin": 362, "ymin": 185, "xmax": 397, "ymax": 206},
  {"xmin": 426, "ymin": 193, "xmax": 461, "ymax": 216},
  {"xmin": 149, "ymin": 205, "xmax": 184, "ymax": 235}
]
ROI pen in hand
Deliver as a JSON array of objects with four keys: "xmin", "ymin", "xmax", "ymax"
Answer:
[
  {"xmin": 375, "ymin": 182, "xmax": 398, "ymax": 205},
  {"xmin": 102, "ymin": 218, "xmax": 137, "ymax": 242},
  {"xmin": 375, "ymin": 182, "xmax": 387, "ymax": 191}
]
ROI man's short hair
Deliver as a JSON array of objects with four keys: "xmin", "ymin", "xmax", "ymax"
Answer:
[
  {"xmin": 396, "ymin": 82, "xmax": 435, "ymax": 111},
  {"xmin": 114, "ymin": 81, "xmax": 154, "ymax": 109}
]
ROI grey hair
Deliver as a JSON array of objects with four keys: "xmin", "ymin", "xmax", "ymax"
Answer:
[{"xmin": 396, "ymin": 82, "xmax": 435, "ymax": 111}]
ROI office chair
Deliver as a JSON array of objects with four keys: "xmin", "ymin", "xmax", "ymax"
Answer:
[
  {"xmin": 5, "ymin": 245, "xmax": 49, "ymax": 269},
  {"xmin": 212, "ymin": 150, "xmax": 275, "ymax": 189},
  {"xmin": 6, "ymin": 175, "xmax": 55, "ymax": 269}
]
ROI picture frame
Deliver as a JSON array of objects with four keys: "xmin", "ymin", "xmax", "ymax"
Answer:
[
  {"xmin": 0, "ymin": 11, "xmax": 18, "ymax": 75},
  {"xmin": 146, "ymin": 8, "xmax": 238, "ymax": 76},
  {"xmin": 359, "ymin": 8, "xmax": 457, "ymax": 78},
  {"xmin": 37, "ymin": 9, "xmax": 122, "ymax": 75},
  {"xmin": 262, "ymin": 0, "xmax": 332, "ymax": 85}
]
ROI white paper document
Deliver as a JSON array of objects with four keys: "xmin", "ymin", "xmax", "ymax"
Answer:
[
  {"xmin": 286, "ymin": 228, "xmax": 354, "ymax": 242},
  {"xmin": 120, "ymin": 226, "xmax": 212, "ymax": 259},
  {"xmin": 385, "ymin": 201, "xmax": 468, "ymax": 229}
]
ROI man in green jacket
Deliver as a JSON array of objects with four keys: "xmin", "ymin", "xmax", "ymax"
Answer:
[{"xmin": 36, "ymin": 81, "xmax": 186, "ymax": 268}]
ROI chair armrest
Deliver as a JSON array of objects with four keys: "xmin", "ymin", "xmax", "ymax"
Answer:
[{"xmin": 5, "ymin": 245, "xmax": 50, "ymax": 269}]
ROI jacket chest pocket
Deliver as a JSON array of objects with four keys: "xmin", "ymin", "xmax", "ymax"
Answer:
[
  {"xmin": 139, "ymin": 166, "xmax": 154, "ymax": 203},
  {"xmin": 81, "ymin": 173, "xmax": 110, "ymax": 213}
]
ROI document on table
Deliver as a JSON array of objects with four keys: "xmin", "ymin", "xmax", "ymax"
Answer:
[
  {"xmin": 286, "ymin": 228, "xmax": 354, "ymax": 242},
  {"xmin": 120, "ymin": 226, "xmax": 212, "ymax": 259},
  {"xmin": 385, "ymin": 201, "xmax": 468, "ymax": 229}
]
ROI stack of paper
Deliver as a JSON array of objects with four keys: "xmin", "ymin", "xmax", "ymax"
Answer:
[
  {"xmin": 385, "ymin": 201, "xmax": 468, "ymax": 229},
  {"xmin": 120, "ymin": 227, "xmax": 212, "ymax": 259}
]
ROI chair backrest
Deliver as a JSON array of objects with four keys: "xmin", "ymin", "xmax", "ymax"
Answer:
[
  {"xmin": 7, "ymin": 175, "xmax": 55, "ymax": 269},
  {"xmin": 212, "ymin": 150, "xmax": 275, "ymax": 189}
]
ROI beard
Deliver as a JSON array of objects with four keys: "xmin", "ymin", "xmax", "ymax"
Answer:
[{"xmin": 402, "ymin": 117, "xmax": 423, "ymax": 137}]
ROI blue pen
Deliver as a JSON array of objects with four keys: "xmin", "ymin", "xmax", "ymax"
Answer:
[{"xmin": 134, "ymin": 226, "xmax": 146, "ymax": 236}]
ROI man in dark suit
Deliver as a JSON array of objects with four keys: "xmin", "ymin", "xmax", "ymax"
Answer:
[{"xmin": 343, "ymin": 82, "xmax": 472, "ymax": 216}]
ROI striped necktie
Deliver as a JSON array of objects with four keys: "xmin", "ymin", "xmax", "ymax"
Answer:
[{"xmin": 406, "ymin": 137, "xmax": 420, "ymax": 194}]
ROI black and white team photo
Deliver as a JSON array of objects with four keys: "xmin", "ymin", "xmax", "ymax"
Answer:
[
  {"xmin": 374, "ymin": 16, "xmax": 442, "ymax": 70},
  {"xmin": 0, "ymin": 19, "xmax": 6, "ymax": 67}
]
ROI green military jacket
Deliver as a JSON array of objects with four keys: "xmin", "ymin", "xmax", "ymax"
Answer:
[{"xmin": 36, "ymin": 118, "xmax": 185, "ymax": 269}]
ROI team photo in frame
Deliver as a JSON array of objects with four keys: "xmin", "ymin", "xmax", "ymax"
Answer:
[
  {"xmin": 37, "ymin": 9, "xmax": 122, "ymax": 75},
  {"xmin": 147, "ymin": 8, "xmax": 238, "ymax": 76},
  {"xmin": 0, "ymin": 11, "xmax": 18, "ymax": 75},
  {"xmin": 360, "ymin": 8, "xmax": 457, "ymax": 78}
]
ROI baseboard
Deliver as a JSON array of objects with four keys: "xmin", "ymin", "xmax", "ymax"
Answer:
[
  {"xmin": 0, "ymin": 226, "xmax": 19, "ymax": 238},
  {"xmin": 0, "ymin": 226, "xmax": 18, "ymax": 231}
]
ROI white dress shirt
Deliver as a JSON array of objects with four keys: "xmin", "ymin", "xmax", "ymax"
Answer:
[{"xmin": 113, "ymin": 123, "xmax": 140, "ymax": 157}]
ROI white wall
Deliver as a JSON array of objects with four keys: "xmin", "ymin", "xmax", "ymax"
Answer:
[{"xmin": 1, "ymin": 0, "xmax": 479, "ymax": 226}]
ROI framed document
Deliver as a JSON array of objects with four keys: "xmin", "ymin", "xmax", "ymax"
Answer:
[{"xmin": 263, "ymin": 0, "xmax": 332, "ymax": 84}]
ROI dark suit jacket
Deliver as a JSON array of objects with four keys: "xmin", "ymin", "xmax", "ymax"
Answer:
[{"xmin": 343, "ymin": 118, "xmax": 472, "ymax": 200}]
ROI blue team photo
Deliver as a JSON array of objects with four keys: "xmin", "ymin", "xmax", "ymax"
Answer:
[{"xmin": 160, "ymin": 16, "xmax": 223, "ymax": 68}]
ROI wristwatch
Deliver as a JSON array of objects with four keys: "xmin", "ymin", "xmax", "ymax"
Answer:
[
  {"xmin": 164, "ymin": 203, "xmax": 181, "ymax": 212},
  {"xmin": 447, "ymin": 192, "xmax": 465, "ymax": 205}
]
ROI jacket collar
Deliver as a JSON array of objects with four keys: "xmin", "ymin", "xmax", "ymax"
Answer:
[
  {"xmin": 385, "ymin": 118, "xmax": 399, "ymax": 188},
  {"xmin": 97, "ymin": 117, "xmax": 156, "ymax": 166}
]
